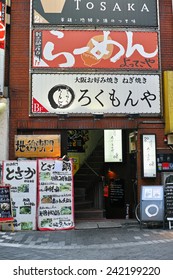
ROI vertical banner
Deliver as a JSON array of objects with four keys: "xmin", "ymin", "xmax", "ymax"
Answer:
[
  {"xmin": 141, "ymin": 134, "xmax": 157, "ymax": 178},
  {"xmin": 2, "ymin": 160, "xmax": 37, "ymax": 231},
  {"xmin": 37, "ymin": 158, "xmax": 75, "ymax": 230},
  {"xmin": 104, "ymin": 129, "xmax": 123, "ymax": 162},
  {"xmin": 0, "ymin": 0, "xmax": 5, "ymax": 95}
]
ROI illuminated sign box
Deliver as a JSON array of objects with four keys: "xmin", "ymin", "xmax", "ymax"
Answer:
[
  {"xmin": 141, "ymin": 134, "xmax": 157, "ymax": 178},
  {"xmin": 104, "ymin": 129, "xmax": 122, "ymax": 162},
  {"xmin": 15, "ymin": 135, "xmax": 61, "ymax": 158},
  {"xmin": 32, "ymin": 30, "xmax": 159, "ymax": 70},
  {"xmin": 31, "ymin": 73, "xmax": 161, "ymax": 116},
  {"xmin": 32, "ymin": 0, "xmax": 158, "ymax": 27}
]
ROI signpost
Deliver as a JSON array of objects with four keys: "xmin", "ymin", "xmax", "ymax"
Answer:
[{"xmin": 140, "ymin": 185, "xmax": 164, "ymax": 228}]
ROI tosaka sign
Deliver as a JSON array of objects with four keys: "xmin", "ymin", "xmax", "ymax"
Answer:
[{"xmin": 32, "ymin": 0, "xmax": 158, "ymax": 27}]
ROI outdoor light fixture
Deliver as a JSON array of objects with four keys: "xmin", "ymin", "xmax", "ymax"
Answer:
[
  {"xmin": 93, "ymin": 113, "xmax": 104, "ymax": 120},
  {"xmin": 57, "ymin": 113, "xmax": 68, "ymax": 120},
  {"xmin": 127, "ymin": 113, "xmax": 140, "ymax": 120}
]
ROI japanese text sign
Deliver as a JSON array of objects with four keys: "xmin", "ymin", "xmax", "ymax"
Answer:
[
  {"xmin": 37, "ymin": 159, "xmax": 74, "ymax": 230},
  {"xmin": 15, "ymin": 135, "xmax": 61, "ymax": 158},
  {"xmin": 2, "ymin": 160, "xmax": 37, "ymax": 230},
  {"xmin": 141, "ymin": 134, "xmax": 157, "ymax": 178},
  {"xmin": 104, "ymin": 129, "xmax": 122, "ymax": 162},
  {"xmin": 32, "ymin": 30, "xmax": 159, "ymax": 70},
  {"xmin": 31, "ymin": 73, "xmax": 161, "ymax": 115},
  {"xmin": 32, "ymin": 0, "xmax": 158, "ymax": 27}
]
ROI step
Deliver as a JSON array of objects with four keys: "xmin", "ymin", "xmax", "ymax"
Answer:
[
  {"xmin": 75, "ymin": 208, "xmax": 106, "ymax": 219},
  {"xmin": 75, "ymin": 200, "xmax": 93, "ymax": 210},
  {"xmin": 74, "ymin": 187, "xmax": 86, "ymax": 196}
]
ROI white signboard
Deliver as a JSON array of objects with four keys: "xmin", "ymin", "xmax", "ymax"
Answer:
[
  {"xmin": 31, "ymin": 74, "xmax": 161, "ymax": 115},
  {"xmin": 142, "ymin": 134, "xmax": 157, "ymax": 178},
  {"xmin": 2, "ymin": 160, "xmax": 37, "ymax": 230},
  {"xmin": 142, "ymin": 185, "xmax": 163, "ymax": 200},
  {"xmin": 37, "ymin": 159, "xmax": 74, "ymax": 230},
  {"xmin": 104, "ymin": 129, "xmax": 122, "ymax": 162}
]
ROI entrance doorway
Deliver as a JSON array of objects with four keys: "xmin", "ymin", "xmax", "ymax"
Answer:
[{"xmin": 67, "ymin": 129, "xmax": 137, "ymax": 220}]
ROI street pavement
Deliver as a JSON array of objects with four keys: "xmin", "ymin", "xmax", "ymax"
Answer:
[{"xmin": 0, "ymin": 219, "xmax": 173, "ymax": 260}]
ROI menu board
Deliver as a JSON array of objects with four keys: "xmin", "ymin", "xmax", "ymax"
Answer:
[
  {"xmin": 0, "ymin": 185, "xmax": 13, "ymax": 221},
  {"xmin": 37, "ymin": 158, "xmax": 74, "ymax": 230},
  {"xmin": 165, "ymin": 184, "xmax": 173, "ymax": 218},
  {"xmin": 2, "ymin": 160, "xmax": 37, "ymax": 230},
  {"xmin": 109, "ymin": 179, "xmax": 124, "ymax": 206}
]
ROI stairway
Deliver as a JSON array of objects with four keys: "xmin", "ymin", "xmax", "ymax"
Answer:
[{"xmin": 74, "ymin": 138, "xmax": 105, "ymax": 219}]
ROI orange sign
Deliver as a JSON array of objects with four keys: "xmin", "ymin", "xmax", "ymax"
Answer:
[
  {"xmin": 33, "ymin": 30, "xmax": 159, "ymax": 70},
  {"xmin": 15, "ymin": 135, "xmax": 61, "ymax": 158}
]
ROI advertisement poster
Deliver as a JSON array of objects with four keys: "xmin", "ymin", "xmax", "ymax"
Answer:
[
  {"xmin": 2, "ymin": 160, "xmax": 37, "ymax": 231},
  {"xmin": 31, "ymin": 73, "xmax": 161, "ymax": 115},
  {"xmin": 32, "ymin": 0, "xmax": 158, "ymax": 27},
  {"xmin": 0, "ymin": 184, "xmax": 13, "ymax": 222},
  {"xmin": 0, "ymin": 0, "xmax": 5, "ymax": 95},
  {"xmin": 32, "ymin": 30, "xmax": 159, "ymax": 70},
  {"xmin": 37, "ymin": 158, "xmax": 74, "ymax": 230}
]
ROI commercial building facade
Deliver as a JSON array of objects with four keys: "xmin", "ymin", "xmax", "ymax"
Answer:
[{"xmin": 1, "ymin": 0, "xmax": 173, "ymax": 221}]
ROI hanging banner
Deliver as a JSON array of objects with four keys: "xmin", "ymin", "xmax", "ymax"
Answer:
[
  {"xmin": 15, "ymin": 135, "xmax": 61, "ymax": 158},
  {"xmin": 32, "ymin": 30, "xmax": 159, "ymax": 70},
  {"xmin": 31, "ymin": 73, "xmax": 161, "ymax": 115},
  {"xmin": 104, "ymin": 129, "xmax": 122, "ymax": 162},
  {"xmin": 2, "ymin": 160, "xmax": 37, "ymax": 231},
  {"xmin": 141, "ymin": 134, "xmax": 157, "ymax": 178},
  {"xmin": 32, "ymin": 0, "xmax": 158, "ymax": 27},
  {"xmin": 0, "ymin": 0, "xmax": 5, "ymax": 95},
  {"xmin": 37, "ymin": 158, "xmax": 74, "ymax": 230}
]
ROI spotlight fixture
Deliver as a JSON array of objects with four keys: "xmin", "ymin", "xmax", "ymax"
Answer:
[
  {"xmin": 93, "ymin": 113, "xmax": 104, "ymax": 120},
  {"xmin": 57, "ymin": 113, "xmax": 68, "ymax": 120}
]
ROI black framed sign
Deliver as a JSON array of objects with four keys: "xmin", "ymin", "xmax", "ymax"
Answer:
[
  {"xmin": 32, "ymin": 0, "xmax": 158, "ymax": 27},
  {"xmin": 141, "ymin": 134, "xmax": 157, "ymax": 178},
  {"xmin": 0, "ymin": 184, "xmax": 13, "ymax": 221}
]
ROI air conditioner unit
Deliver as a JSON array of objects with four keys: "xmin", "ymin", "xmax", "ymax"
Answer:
[{"xmin": 168, "ymin": 134, "xmax": 173, "ymax": 145}]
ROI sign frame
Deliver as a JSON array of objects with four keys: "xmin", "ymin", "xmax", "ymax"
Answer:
[
  {"xmin": 141, "ymin": 134, "xmax": 157, "ymax": 178},
  {"xmin": 32, "ymin": 0, "xmax": 158, "ymax": 27},
  {"xmin": 15, "ymin": 135, "xmax": 61, "ymax": 158},
  {"xmin": 30, "ymin": 73, "xmax": 161, "ymax": 116},
  {"xmin": 32, "ymin": 30, "xmax": 159, "ymax": 71},
  {"xmin": 0, "ymin": 184, "xmax": 13, "ymax": 222}
]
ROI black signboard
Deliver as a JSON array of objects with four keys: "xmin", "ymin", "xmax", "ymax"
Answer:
[
  {"xmin": 32, "ymin": 0, "xmax": 158, "ymax": 27},
  {"xmin": 109, "ymin": 179, "xmax": 124, "ymax": 206},
  {"xmin": 165, "ymin": 184, "xmax": 173, "ymax": 219},
  {"xmin": 0, "ymin": 185, "xmax": 13, "ymax": 221}
]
